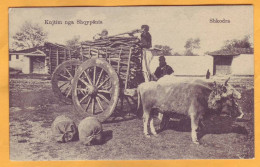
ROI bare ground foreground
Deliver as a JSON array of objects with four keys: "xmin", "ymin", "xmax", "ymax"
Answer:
[{"xmin": 9, "ymin": 74, "xmax": 254, "ymax": 160}]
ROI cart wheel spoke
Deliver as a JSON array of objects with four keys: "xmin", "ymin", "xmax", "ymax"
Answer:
[
  {"xmin": 96, "ymin": 69, "xmax": 104, "ymax": 86},
  {"xmin": 77, "ymin": 88, "xmax": 85, "ymax": 96},
  {"xmin": 85, "ymin": 97, "xmax": 92, "ymax": 112},
  {"xmin": 97, "ymin": 93, "xmax": 110, "ymax": 104},
  {"xmin": 61, "ymin": 82, "xmax": 70, "ymax": 92},
  {"xmin": 58, "ymin": 81, "xmax": 70, "ymax": 89},
  {"xmin": 83, "ymin": 71, "xmax": 93, "ymax": 85},
  {"xmin": 93, "ymin": 66, "xmax": 96, "ymax": 85},
  {"xmin": 97, "ymin": 77, "xmax": 110, "ymax": 89},
  {"xmin": 59, "ymin": 73, "xmax": 70, "ymax": 80},
  {"xmin": 77, "ymin": 88, "xmax": 88, "ymax": 96},
  {"xmin": 98, "ymin": 90, "xmax": 111, "ymax": 94},
  {"xmin": 79, "ymin": 78, "xmax": 90, "ymax": 87},
  {"xmin": 91, "ymin": 98, "xmax": 95, "ymax": 114},
  {"xmin": 65, "ymin": 87, "xmax": 72, "ymax": 98},
  {"xmin": 65, "ymin": 67, "xmax": 73, "ymax": 78},
  {"xmin": 96, "ymin": 97, "xmax": 104, "ymax": 112},
  {"xmin": 77, "ymin": 88, "xmax": 87, "ymax": 93},
  {"xmin": 80, "ymin": 93, "xmax": 90, "ymax": 103}
]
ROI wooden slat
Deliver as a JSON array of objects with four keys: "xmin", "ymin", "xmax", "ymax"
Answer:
[
  {"xmin": 56, "ymin": 49, "xmax": 59, "ymax": 66},
  {"xmin": 69, "ymin": 49, "xmax": 71, "ymax": 60},
  {"xmin": 117, "ymin": 48, "xmax": 123, "ymax": 73},
  {"xmin": 64, "ymin": 49, "xmax": 67, "ymax": 61},
  {"xmin": 125, "ymin": 48, "xmax": 132, "ymax": 89},
  {"xmin": 49, "ymin": 47, "xmax": 52, "ymax": 73}
]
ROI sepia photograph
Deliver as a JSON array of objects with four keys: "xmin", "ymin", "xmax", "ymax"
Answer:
[{"xmin": 9, "ymin": 6, "xmax": 254, "ymax": 160}]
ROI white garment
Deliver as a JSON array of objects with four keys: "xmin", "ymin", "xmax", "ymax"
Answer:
[{"xmin": 142, "ymin": 49, "xmax": 154, "ymax": 82}]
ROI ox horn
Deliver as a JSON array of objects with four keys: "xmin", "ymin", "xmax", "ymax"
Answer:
[{"xmin": 225, "ymin": 77, "xmax": 230, "ymax": 86}]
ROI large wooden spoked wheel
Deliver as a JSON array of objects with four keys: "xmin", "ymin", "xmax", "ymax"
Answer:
[
  {"xmin": 72, "ymin": 58, "xmax": 120, "ymax": 122},
  {"xmin": 51, "ymin": 59, "xmax": 81, "ymax": 104}
]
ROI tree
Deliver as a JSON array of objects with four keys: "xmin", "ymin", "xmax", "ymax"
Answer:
[
  {"xmin": 65, "ymin": 35, "xmax": 81, "ymax": 50},
  {"xmin": 222, "ymin": 35, "xmax": 252, "ymax": 50},
  {"xmin": 12, "ymin": 21, "xmax": 48, "ymax": 50},
  {"xmin": 172, "ymin": 52, "xmax": 182, "ymax": 56},
  {"xmin": 184, "ymin": 38, "xmax": 200, "ymax": 56},
  {"xmin": 154, "ymin": 45, "xmax": 173, "ymax": 56}
]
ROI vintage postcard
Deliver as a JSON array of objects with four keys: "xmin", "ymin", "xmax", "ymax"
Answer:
[{"xmin": 8, "ymin": 6, "xmax": 254, "ymax": 161}]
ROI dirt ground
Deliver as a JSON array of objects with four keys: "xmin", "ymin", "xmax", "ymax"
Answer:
[{"xmin": 9, "ymin": 75, "xmax": 254, "ymax": 160}]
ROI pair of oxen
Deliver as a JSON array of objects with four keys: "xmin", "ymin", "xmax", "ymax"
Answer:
[{"xmin": 137, "ymin": 75, "xmax": 243, "ymax": 144}]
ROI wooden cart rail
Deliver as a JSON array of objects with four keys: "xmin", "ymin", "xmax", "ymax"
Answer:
[{"xmin": 80, "ymin": 37, "xmax": 143, "ymax": 89}]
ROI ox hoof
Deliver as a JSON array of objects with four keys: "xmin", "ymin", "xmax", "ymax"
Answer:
[
  {"xmin": 192, "ymin": 140, "xmax": 200, "ymax": 145},
  {"xmin": 145, "ymin": 134, "xmax": 151, "ymax": 138},
  {"xmin": 153, "ymin": 134, "xmax": 159, "ymax": 137},
  {"xmin": 193, "ymin": 141, "xmax": 200, "ymax": 145}
]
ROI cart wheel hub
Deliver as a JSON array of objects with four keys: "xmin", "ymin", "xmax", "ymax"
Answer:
[{"xmin": 88, "ymin": 85, "xmax": 98, "ymax": 95}]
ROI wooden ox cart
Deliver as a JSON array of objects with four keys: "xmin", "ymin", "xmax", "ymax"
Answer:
[{"xmin": 50, "ymin": 35, "xmax": 144, "ymax": 122}]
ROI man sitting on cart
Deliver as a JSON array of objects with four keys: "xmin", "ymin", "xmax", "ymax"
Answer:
[
  {"xmin": 129, "ymin": 25, "xmax": 153, "ymax": 82},
  {"xmin": 93, "ymin": 29, "xmax": 109, "ymax": 40}
]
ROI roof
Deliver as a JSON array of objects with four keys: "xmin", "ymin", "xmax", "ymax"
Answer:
[
  {"xmin": 208, "ymin": 48, "xmax": 254, "ymax": 56},
  {"xmin": 44, "ymin": 42, "xmax": 68, "ymax": 49},
  {"xmin": 9, "ymin": 46, "xmax": 46, "ymax": 56}
]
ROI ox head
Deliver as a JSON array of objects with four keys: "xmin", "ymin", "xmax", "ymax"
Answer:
[
  {"xmin": 208, "ymin": 78, "xmax": 242, "ymax": 111},
  {"xmin": 219, "ymin": 77, "xmax": 241, "ymax": 100}
]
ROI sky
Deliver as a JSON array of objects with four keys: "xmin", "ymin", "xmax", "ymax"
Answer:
[{"xmin": 9, "ymin": 6, "xmax": 253, "ymax": 55}]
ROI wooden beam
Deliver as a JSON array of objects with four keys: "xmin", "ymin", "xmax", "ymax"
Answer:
[
  {"xmin": 64, "ymin": 49, "xmax": 66, "ymax": 61},
  {"xmin": 125, "ymin": 48, "xmax": 132, "ymax": 90},
  {"xmin": 56, "ymin": 49, "xmax": 59, "ymax": 66},
  {"xmin": 69, "ymin": 49, "xmax": 71, "ymax": 60},
  {"xmin": 117, "ymin": 47, "xmax": 123, "ymax": 73},
  {"xmin": 49, "ymin": 47, "xmax": 52, "ymax": 73}
]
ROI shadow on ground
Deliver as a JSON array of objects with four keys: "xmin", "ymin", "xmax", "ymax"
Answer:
[{"xmin": 164, "ymin": 116, "xmax": 248, "ymax": 140}]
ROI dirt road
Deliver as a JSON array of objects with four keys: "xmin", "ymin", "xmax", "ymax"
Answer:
[{"xmin": 9, "ymin": 76, "xmax": 254, "ymax": 160}]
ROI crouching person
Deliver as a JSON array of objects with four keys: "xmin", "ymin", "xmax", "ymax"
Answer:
[
  {"xmin": 51, "ymin": 115, "xmax": 78, "ymax": 143},
  {"xmin": 78, "ymin": 117, "xmax": 103, "ymax": 146}
]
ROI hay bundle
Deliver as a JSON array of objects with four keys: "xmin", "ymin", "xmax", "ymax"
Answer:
[
  {"xmin": 51, "ymin": 115, "xmax": 78, "ymax": 143},
  {"xmin": 78, "ymin": 117, "xmax": 103, "ymax": 146}
]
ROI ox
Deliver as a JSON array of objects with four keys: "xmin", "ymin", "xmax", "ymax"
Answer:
[{"xmin": 137, "ymin": 76, "xmax": 242, "ymax": 144}]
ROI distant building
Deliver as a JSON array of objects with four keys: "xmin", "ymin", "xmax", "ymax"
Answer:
[
  {"xmin": 9, "ymin": 47, "xmax": 47, "ymax": 74},
  {"xmin": 9, "ymin": 42, "xmax": 79, "ymax": 74},
  {"xmin": 208, "ymin": 48, "xmax": 254, "ymax": 76}
]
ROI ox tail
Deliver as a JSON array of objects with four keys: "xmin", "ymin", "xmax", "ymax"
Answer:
[{"xmin": 136, "ymin": 86, "xmax": 143, "ymax": 119}]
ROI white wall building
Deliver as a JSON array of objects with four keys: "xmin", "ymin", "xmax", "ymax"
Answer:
[
  {"xmin": 150, "ymin": 53, "xmax": 253, "ymax": 76},
  {"xmin": 231, "ymin": 54, "xmax": 254, "ymax": 75},
  {"xmin": 9, "ymin": 47, "xmax": 48, "ymax": 74},
  {"xmin": 150, "ymin": 55, "xmax": 213, "ymax": 76}
]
